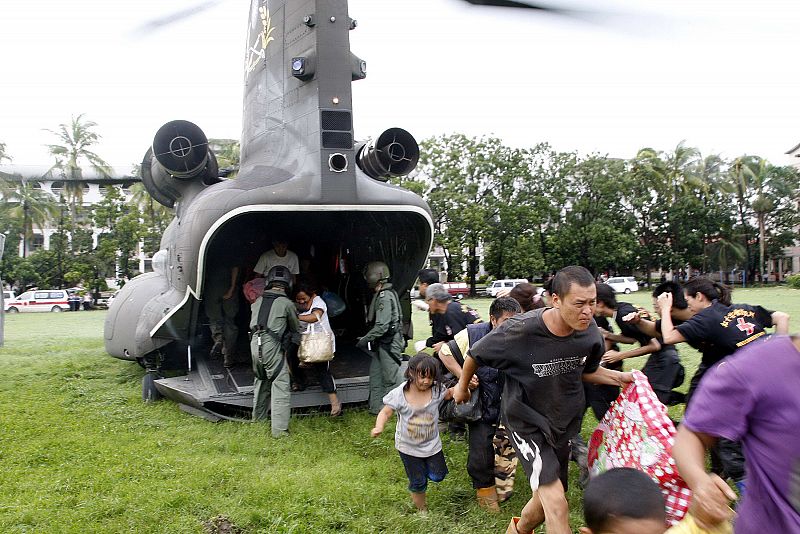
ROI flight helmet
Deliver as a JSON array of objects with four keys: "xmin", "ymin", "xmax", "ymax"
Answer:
[
  {"xmin": 266, "ymin": 265, "xmax": 293, "ymax": 292},
  {"xmin": 364, "ymin": 261, "xmax": 390, "ymax": 289}
]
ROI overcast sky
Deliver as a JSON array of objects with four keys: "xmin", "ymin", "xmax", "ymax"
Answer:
[{"xmin": 1, "ymin": 0, "xmax": 799, "ymax": 171}]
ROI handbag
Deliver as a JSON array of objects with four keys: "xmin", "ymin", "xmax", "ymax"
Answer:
[
  {"xmin": 440, "ymin": 388, "xmax": 482, "ymax": 423},
  {"xmin": 297, "ymin": 322, "xmax": 335, "ymax": 363}
]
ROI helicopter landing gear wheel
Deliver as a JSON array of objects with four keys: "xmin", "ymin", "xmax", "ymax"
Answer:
[{"xmin": 142, "ymin": 372, "xmax": 162, "ymax": 402}]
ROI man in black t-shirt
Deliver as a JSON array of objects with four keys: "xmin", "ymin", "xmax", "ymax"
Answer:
[
  {"xmin": 455, "ymin": 266, "xmax": 633, "ymax": 534},
  {"xmin": 424, "ymin": 283, "xmax": 483, "ymax": 353},
  {"xmin": 595, "ymin": 283, "xmax": 684, "ymax": 406}
]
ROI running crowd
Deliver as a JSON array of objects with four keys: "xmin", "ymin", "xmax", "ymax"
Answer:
[{"xmin": 369, "ymin": 266, "xmax": 797, "ymax": 534}]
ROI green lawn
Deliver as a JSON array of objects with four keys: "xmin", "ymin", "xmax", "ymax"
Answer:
[{"xmin": 0, "ymin": 287, "xmax": 797, "ymax": 533}]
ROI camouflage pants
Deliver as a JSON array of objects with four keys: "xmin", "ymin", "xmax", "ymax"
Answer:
[
  {"xmin": 205, "ymin": 285, "xmax": 239, "ymax": 365},
  {"xmin": 493, "ymin": 423, "xmax": 518, "ymax": 501}
]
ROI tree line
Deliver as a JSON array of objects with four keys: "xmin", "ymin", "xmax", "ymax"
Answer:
[
  {"xmin": 2, "ymin": 122, "xmax": 798, "ymax": 295},
  {"xmin": 399, "ymin": 134, "xmax": 800, "ymax": 291}
]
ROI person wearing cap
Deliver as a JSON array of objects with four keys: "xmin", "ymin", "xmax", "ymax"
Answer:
[
  {"xmin": 357, "ymin": 261, "xmax": 405, "ymax": 415},
  {"xmin": 250, "ymin": 265, "xmax": 301, "ymax": 437},
  {"xmin": 424, "ymin": 282, "xmax": 483, "ymax": 354}
]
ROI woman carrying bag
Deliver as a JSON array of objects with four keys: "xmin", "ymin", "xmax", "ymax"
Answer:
[{"xmin": 291, "ymin": 281, "xmax": 343, "ymax": 417}]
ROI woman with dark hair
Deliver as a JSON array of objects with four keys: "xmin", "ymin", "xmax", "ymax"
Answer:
[
  {"xmin": 290, "ymin": 280, "xmax": 342, "ymax": 417},
  {"xmin": 682, "ymin": 277, "xmax": 732, "ymax": 307},
  {"xmin": 508, "ymin": 283, "xmax": 546, "ymax": 312},
  {"xmin": 654, "ymin": 275, "xmax": 789, "ymax": 490},
  {"xmin": 594, "ymin": 283, "xmax": 684, "ymax": 407}
]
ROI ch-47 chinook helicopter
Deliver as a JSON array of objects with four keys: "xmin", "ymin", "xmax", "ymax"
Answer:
[{"xmin": 104, "ymin": 0, "xmax": 434, "ymax": 420}]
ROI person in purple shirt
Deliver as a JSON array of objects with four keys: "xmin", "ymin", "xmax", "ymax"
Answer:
[{"xmin": 672, "ymin": 335, "xmax": 800, "ymax": 533}]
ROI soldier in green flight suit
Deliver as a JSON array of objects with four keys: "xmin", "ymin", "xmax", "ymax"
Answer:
[
  {"xmin": 250, "ymin": 265, "xmax": 301, "ymax": 437},
  {"xmin": 356, "ymin": 261, "xmax": 405, "ymax": 415}
]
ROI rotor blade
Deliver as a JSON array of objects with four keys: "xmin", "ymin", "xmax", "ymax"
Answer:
[
  {"xmin": 460, "ymin": 0, "xmax": 672, "ymax": 35},
  {"xmin": 462, "ymin": 0, "xmax": 564, "ymax": 10},
  {"xmin": 134, "ymin": 0, "xmax": 225, "ymax": 35}
]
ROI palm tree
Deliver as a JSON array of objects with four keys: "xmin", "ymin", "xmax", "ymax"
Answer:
[
  {"xmin": 45, "ymin": 114, "xmax": 112, "ymax": 219},
  {"xmin": 664, "ymin": 141, "xmax": 700, "ymax": 201},
  {"xmin": 688, "ymin": 153, "xmax": 726, "ymax": 272},
  {"xmin": 741, "ymin": 158, "xmax": 775, "ymax": 283},
  {"xmin": 706, "ymin": 238, "xmax": 746, "ymax": 284},
  {"xmin": 0, "ymin": 177, "xmax": 58, "ymax": 257},
  {"xmin": 728, "ymin": 155, "xmax": 759, "ymax": 283}
]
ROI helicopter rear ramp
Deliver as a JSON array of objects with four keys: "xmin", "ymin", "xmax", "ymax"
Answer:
[{"xmin": 154, "ymin": 345, "xmax": 373, "ymax": 420}]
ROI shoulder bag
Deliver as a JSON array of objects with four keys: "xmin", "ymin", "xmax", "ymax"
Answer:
[{"xmin": 298, "ymin": 320, "xmax": 335, "ymax": 363}]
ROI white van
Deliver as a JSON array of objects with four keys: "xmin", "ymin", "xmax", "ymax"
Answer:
[
  {"xmin": 486, "ymin": 279, "xmax": 528, "ymax": 297},
  {"xmin": 605, "ymin": 276, "xmax": 639, "ymax": 294},
  {"xmin": 5, "ymin": 290, "xmax": 70, "ymax": 313}
]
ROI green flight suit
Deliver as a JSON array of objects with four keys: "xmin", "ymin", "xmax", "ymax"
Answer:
[
  {"xmin": 249, "ymin": 288, "xmax": 300, "ymax": 436},
  {"xmin": 361, "ymin": 283, "xmax": 405, "ymax": 414}
]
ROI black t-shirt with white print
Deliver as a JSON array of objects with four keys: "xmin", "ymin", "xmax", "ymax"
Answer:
[
  {"xmin": 469, "ymin": 307, "xmax": 604, "ymax": 449},
  {"xmin": 675, "ymin": 301, "xmax": 773, "ymax": 367}
]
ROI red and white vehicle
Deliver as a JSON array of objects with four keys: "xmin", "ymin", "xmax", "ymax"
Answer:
[
  {"xmin": 4, "ymin": 289, "xmax": 70, "ymax": 313},
  {"xmin": 443, "ymin": 282, "xmax": 470, "ymax": 298}
]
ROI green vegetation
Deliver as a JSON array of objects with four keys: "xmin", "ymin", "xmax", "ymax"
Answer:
[
  {"xmin": 1, "ymin": 288, "xmax": 797, "ymax": 532},
  {"xmin": 401, "ymin": 135, "xmax": 799, "ymax": 291}
]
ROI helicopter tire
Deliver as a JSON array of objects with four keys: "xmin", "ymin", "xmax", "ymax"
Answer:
[{"xmin": 142, "ymin": 372, "xmax": 162, "ymax": 403}]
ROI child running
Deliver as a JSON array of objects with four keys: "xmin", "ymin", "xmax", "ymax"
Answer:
[{"xmin": 371, "ymin": 353, "xmax": 454, "ymax": 512}]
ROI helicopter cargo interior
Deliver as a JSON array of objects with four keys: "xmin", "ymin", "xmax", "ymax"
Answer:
[{"xmin": 152, "ymin": 208, "xmax": 430, "ymax": 420}]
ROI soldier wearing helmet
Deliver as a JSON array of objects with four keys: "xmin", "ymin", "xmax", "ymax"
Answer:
[
  {"xmin": 249, "ymin": 265, "xmax": 301, "ymax": 436},
  {"xmin": 357, "ymin": 261, "xmax": 405, "ymax": 414}
]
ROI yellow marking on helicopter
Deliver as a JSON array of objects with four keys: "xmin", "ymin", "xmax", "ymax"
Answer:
[{"xmin": 245, "ymin": 4, "xmax": 275, "ymax": 75}]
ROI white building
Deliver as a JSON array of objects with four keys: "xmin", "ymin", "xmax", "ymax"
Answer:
[{"xmin": 0, "ymin": 164, "xmax": 152, "ymax": 277}]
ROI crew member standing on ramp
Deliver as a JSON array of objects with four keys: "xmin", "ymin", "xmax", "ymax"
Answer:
[
  {"xmin": 250, "ymin": 266, "xmax": 300, "ymax": 437},
  {"xmin": 357, "ymin": 261, "xmax": 405, "ymax": 415}
]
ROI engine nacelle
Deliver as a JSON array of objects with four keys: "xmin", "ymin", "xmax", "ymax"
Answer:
[
  {"xmin": 141, "ymin": 120, "xmax": 220, "ymax": 208},
  {"xmin": 356, "ymin": 127, "xmax": 419, "ymax": 182}
]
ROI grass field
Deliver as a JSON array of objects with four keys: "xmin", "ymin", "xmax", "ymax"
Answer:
[{"xmin": 1, "ymin": 287, "xmax": 797, "ymax": 533}]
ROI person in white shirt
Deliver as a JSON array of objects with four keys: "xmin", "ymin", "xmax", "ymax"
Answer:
[
  {"xmin": 253, "ymin": 239, "xmax": 299, "ymax": 284},
  {"xmin": 290, "ymin": 281, "xmax": 342, "ymax": 417}
]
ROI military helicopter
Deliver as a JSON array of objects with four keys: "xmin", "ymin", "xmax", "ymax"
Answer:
[{"xmin": 104, "ymin": 0, "xmax": 434, "ymax": 420}]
